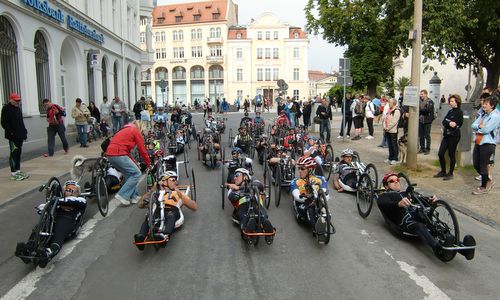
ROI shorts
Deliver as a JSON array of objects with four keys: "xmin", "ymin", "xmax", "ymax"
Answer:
[{"xmin": 353, "ymin": 116, "xmax": 364, "ymax": 129}]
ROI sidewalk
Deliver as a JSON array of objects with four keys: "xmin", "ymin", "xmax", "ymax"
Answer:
[
  {"xmin": 327, "ymin": 113, "xmax": 500, "ymax": 229},
  {"xmin": 0, "ymin": 141, "xmax": 103, "ymax": 207}
]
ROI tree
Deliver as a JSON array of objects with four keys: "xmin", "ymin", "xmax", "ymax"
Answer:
[{"xmin": 394, "ymin": 76, "xmax": 411, "ymax": 94}]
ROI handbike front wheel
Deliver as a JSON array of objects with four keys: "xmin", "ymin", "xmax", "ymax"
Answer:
[
  {"xmin": 430, "ymin": 200, "xmax": 460, "ymax": 262},
  {"xmin": 356, "ymin": 173, "xmax": 374, "ymax": 218},
  {"xmin": 96, "ymin": 174, "xmax": 109, "ymax": 217}
]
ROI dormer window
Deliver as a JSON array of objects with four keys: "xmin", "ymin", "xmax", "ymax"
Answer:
[
  {"xmin": 175, "ymin": 16, "xmax": 182, "ymax": 22},
  {"xmin": 236, "ymin": 32, "xmax": 242, "ymax": 39},
  {"xmin": 294, "ymin": 31, "xmax": 299, "ymax": 38},
  {"xmin": 194, "ymin": 15, "xmax": 200, "ymax": 21},
  {"xmin": 212, "ymin": 13, "xmax": 220, "ymax": 20}
]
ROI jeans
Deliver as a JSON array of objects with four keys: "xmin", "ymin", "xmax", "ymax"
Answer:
[
  {"xmin": 379, "ymin": 134, "xmax": 388, "ymax": 147},
  {"xmin": 386, "ymin": 132, "xmax": 398, "ymax": 161},
  {"xmin": 76, "ymin": 124, "xmax": 88, "ymax": 146},
  {"xmin": 8, "ymin": 139, "xmax": 23, "ymax": 172},
  {"xmin": 438, "ymin": 135, "xmax": 460, "ymax": 175},
  {"xmin": 289, "ymin": 112, "xmax": 296, "ymax": 128},
  {"xmin": 112, "ymin": 115, "xmax": 123, "ymax": 134},
  {"xmin": 319, "ymin": 119, "xmax": 331, "ymax": 142},
  {"xmin": 108, "ymin": 155, "xmax": 141, "ymax": 200},
  {"xmin": 472, "ymin": 143, "xmax": 496, "ymax": 187},
  {"xmin": 418, "ymin": 123, "xmax": 432, "ymax": 151},
  {"xmin": 366, "ymin": 117, "xmax": 374, "ymax": 136},
  {"xmin": 47, "ymin": 125, "xmax": 69, "ymax": 156}
]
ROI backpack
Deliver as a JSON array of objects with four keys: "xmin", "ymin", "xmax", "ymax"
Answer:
[
  {"xmin": 55, "ymin": 105, "xmax": 66, "ymax": 117},
  {"xmin": 372, "ymin": 103, "xmax": 381, "ymax": 116},
  {"xmin": 354, "ymin": 101, "xmax": 364, "ymax": 115}
]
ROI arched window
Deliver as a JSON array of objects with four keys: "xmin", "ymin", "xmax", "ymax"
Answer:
[
  {"xmin": 34, "ymin": 31, "xmax": 50, "ymax": 113},
  {"xmin": 190, "ymin": 65, "xmax": 204, "ymax": 79},
  {"xmin": 172, "ymin": 66, "xmax": 186, "ymax": 80},
  {"xmin": 0, "ymin": 16, "xmax": 20, "ymax": 106},
  {"xmin": 216, "ymin": 27, "xmax": 221, "ymax": 38},
  {"xmin": 101, "ymin": 57, "xmax": 107, "ymax": 98},
  {"xmin": 113, "ymin": 61, "xmax": 118, "ymax": 97}
]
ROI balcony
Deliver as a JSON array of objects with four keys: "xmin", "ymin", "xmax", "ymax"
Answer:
[
  {"xmin": 206, "ymin": 55, "xmax": 224, "ymax": 64},
  {"xmin": 207, "ymin": 36, "xmax": 223, "ymax": 44}
]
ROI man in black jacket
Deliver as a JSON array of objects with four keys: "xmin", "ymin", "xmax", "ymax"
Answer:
[
  {"xmin": 316, "ymin": 98, "xmax": 332, "ymax": 143},
  {"xmin": 338, "ymin": 95, "xmax": 353, "ymax": 138},
  {"xmin": 1, "ymin": 92, "xmax": 28, "ymax": 180},
  {"xmin": 418, "ymin": 90, "xmax": 435, "ymax": 154},
  {"xmin": 133, "ymin": 97, "xmax": 145, "ymax": 120}
]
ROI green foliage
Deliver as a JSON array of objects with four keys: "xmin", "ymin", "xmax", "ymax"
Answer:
[{"xmin": 394, "ymin": 76, "xmax": 411, "ymax": 93}]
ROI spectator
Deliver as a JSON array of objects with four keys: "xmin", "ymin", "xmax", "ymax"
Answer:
[
  {"xmin": 418, "ymin": 89, "xmax": 435, "ymax": 155},
  {"xmin": 71, "ymin": 98, "xmax": 91, "ymax": 148},
  {"xmin": 338, "ymin": 95, "xmax": 353, "ymax": 139},
  {"xmin": 288, "ymin": 97, "xmax": 298, "ymax": 128},
  {"xmin": 277, "ymin": 99, "xmax": 286, "ymax": 115},
  {"xmin": 235, "ymin": 98, "xmax": 240, "ymax": 111},
  {"xmin": 88, "ymin": 101, "xmax": 101, "ymax": 123},
  {"xmin": 471, "ymin": 95, "xmax": 499, "ymax": 195},
  {"xmin": 351, "ymin": 95, "xmax": 365, "ymax": 140},
  {"xmin": 111, "ymin": 96, "xmax": 126, "ymax": 134},
  {"xmin": 255, "ymin": 94, "xmax": 263, "ymax": 112},
  {"xmin": 216, "ymin": 97, "xmax": 221, "ymax": 113},
  {"xmin": 435, "ymin": 94, "xmax": 464, "ymax": 180},
  {"xmin": 364, "ymin": 96, "xmax": 375, "ymax": 139},
  {"xmin": 302, "ymin": 99, "xmax": 312, "ymax": 130},
  {"xmin": 383, "ymin": 98, "xmax": 400, "ymax": 165},
  {"xmin": 99, "ymin": 96, "xmax": 111, "ymax": 126},
  {"xmin": 316, "ymin": 98, "xmax": 332, "ymax": 143},
  {"xmin": 1, "ymin": 92, "xmax": 28, "ymax": 180},
  {"xmin": 106, "ymin": 120, "xmax": 151, "ymax": 206},
  {"xmin": 372, "ymin": 95, "xmax": 382, "ymax": 124},
  {"xmin": 243, "ymin": 96, "xmax": 250, "ymax": 112},
  {"xmin": 378, "ymin": 98, "xmax": 391, "ymax": 147},
  {"xmin": 42, "ymin": 98, "xmax": 69, "ymax": 157},
  {"xmin": 221, "ymin": 98, "xmax": 229, "ymax": 115},
  {"xmin": 133, "ymin": 97, "xmax": 145, "ymax": 120}
]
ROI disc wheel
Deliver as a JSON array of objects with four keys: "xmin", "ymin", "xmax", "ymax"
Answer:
[
  {"xmin": 263, "ymin": 162, "xmax": 272, "ymax": 209},
  {"xmin": 323, "ymin": 145, "xmax": 334, "ymax": 181},
  {"xmin": 96, "ymin": 174, "xmax": 109, "ymax": 217},
  {"xmin": 364, "ymin": 163, "xmax": 379, "ymax": 190},
  {"xmin": 430, "ymin": 200, "xmax": 460, "ymax": 262},
  {"xmin": 274, "ymin": 166, "xmax": 282, "ymax": 207},
  {"xmin": 356, "ymin": 173, "xmax": 374, "ymax": 218}
]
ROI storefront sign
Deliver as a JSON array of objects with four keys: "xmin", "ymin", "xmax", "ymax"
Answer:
[{"xmin": 21, "ymin": 0, "xmax": 104, "ymax": 44}]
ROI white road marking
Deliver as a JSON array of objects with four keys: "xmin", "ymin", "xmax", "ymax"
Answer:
[
  {"xmin": 1, "ymin": 199, "xmax": 120, "ymax": 300},
  {"xmin": 383, "ymin": 249, "xmax": 451, "ymax": 300}
]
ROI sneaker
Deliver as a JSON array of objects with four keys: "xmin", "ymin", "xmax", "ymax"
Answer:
[
  {"xmin": 384, "ymin": 159, "xmax": 390, "ymax": 163},
  {"xmin": 346, "ymin": 135, "xmax": 350, "ymax": 139},
  {"xmin": 486, "ymin": 180, "xmax": 495, "ymax": 192},
  {"xmin": 459, "ymin": 235, "xmax": 476, "ymax": 260},
  {"xmin": 10, "ymin": 173, "xmax": 25, "ymax": 181},
  {"xmin": 43, "ymin": 153, "xmax": 52, "ymax": 157},
  {"xmin": 134, "ymin": 234, "xmax": 145, "ymax": 251},
  {"xmin": 36, "ymin": 249, "xmax": 50, "ymax": 268},
  {"xmin": 390, "ymin": 160, "xmax": 399, "ymax": 165},
  {"xmin": 262, "ymin": 219, "xmax": 274, "ymax": 244},
  {"xmin": 114, "ymin": 194, "xmax": 130, "ymax": 206},
  {"xmin": 337, "ymin": 135, "xmax": 343, "ymax": 139},
  {"xmin": 315, "ymin": 215, "xmax": 328, "ymax": 243},
  {"xmin": 365, "ymin": 135, "xmax": 374, "ymax": 140},
  {"xmin": 472, "ymin": 187, "xmax": 488, "ymax": 195},
  {"xmin": 131, "ymin": 196, "xmax": 141, "ymax": 204},
  {"xmin": 64, "ymin": 150, "xmax": 69, "ymax": 155},
  {"xmin": 474, "ymin": 175, "xmax": 481, "ymax": 181},
  {"xmin": 433, "ymin": 171, "xmax": 446, "ymax": 178},
  {"xmin": 231, "ymin": 209, "xmax": 240, "ymax": 224},
  {"xmin": 443, "ymin": 174, "xmax": 453, "ymax": 181},
  {"xmin": 153, "ymin": 233, "xmax": 167, "ymax": 242}
]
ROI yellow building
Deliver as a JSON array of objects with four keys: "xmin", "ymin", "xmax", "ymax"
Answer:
[
  {"xmin": 226, "ymin": 13, "xmax": 309, "ymax": 104},
  {"xmin": 140, "ymin": 0, "xmax": 238, "ymax": 107}
]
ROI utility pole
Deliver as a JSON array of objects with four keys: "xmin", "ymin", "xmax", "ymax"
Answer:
[{"xmin": 407, "ymin": 0, "xmax": 422, "ymax": 169}]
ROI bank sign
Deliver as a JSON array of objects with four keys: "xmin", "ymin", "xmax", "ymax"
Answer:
[{"xmin": 22, "ymin": 0, "xmax": 105, "ymax": 44}]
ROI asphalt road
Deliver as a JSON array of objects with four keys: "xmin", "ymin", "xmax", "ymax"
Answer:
[{"xmin": 1, "ymin": 112, "xmax": 499, "ymax": 300}]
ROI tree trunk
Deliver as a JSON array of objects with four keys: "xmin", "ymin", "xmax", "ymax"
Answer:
[
  {"xmin": 485, "ymin": 59, "xmax": 500, "ymax": 90},
  {"xmin": 366, "ymin": 81, "xmax": 377, "ymax": 98}
]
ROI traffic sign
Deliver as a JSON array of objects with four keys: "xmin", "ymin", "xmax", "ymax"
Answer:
[
  {"xmin": 338, "ymin": 76, "xmax": 353, "ymax": 86},
  {"xmin": 339, "ymin": 58, "xmax": 351, "ymax": 70},
  {"xmin": 339, "ymin": 70, "xmax": 350, "ymax": 77},
  {"xmin": 403, "ymin": 86, "xmax": 419, "ymax": 107}
]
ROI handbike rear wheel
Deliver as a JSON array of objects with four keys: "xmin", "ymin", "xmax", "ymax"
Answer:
[
  {"xmin": 364, "ymin": 163, "xmax": 379, "ymax": 190},
  {"xmin": 274, "ymin": 166, "xmax": 282, "ymax": 207},
  {"xmin": 319, "ymin": 190, "xmax": 332, "ymax": 245},
  {"xmin": 356, "ymin": 173, "xmax": 374, "ymax": 218},
  {"xmin": 96, "ymin": 174, "xmax": 109, "ymax": 217}
]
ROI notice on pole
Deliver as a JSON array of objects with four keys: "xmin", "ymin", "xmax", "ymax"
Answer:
[{"xmin": 403, "ymin": 86, "xmax": 419, "ymax": 107}]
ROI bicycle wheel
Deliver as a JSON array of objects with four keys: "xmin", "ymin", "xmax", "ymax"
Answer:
[
  {"xmin": 183, "ymin": 149, "xmax": 189, "ymax": 178},
  {"xmin": 318, "ymin": 190, "xmax": 332, "ymax": 245},
  {"xmin": 190, "ymin": 168, "xmax": 197, "ymax": 202},
  {"xmin": 147, "ymin": 192, "xmax": 157, "ymax": 241},
  {"xmin": 46, "ymin": 177, "xmax": 63, "ymax": 200},
  {"xmin": 430, "ymin": 200, "xmax": 460, "ymax": 261},
  {"xmin": 96, "ymin": 174, "xmax": 109, "ymax": 217},
  {"xmin": 221, "ymin": 164, "xmax": 226, "ymax": 209},
  {"xmin": 364, "ymin": 163, "xmax": 379, "ymax": 190},
  {"xmin": 263, "ymin": 162, "xmax": 272, "ymax": 209},
  {"xmin": 323, "ymin": 145, "xmax": 334, "ymax": 181},
  {"xmin": 397, "ymin": 172, "xmax": 411, "ymax": 191},
  {"xmin": 356, "ymin": 173, "xmax": 374, "ymax": 218},
  {"xmin": 274, "ymin": 166, "xmax": 282, "ymax": 207},
  {"xmin": 32, "ymin": 210, "xmax": 54, "ymax": 254}
]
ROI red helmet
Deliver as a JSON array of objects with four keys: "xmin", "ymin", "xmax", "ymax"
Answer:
[
  {"xmin": 382, "ymin": 173, "xmax": 399, "ymax": 186},
  {"xmin": 153, "ymin": 150, "xmax": 164, "ymax": 158},
  {"xmin": 297, "ymin": 156, "xmax": 316, "ymax": 169}
]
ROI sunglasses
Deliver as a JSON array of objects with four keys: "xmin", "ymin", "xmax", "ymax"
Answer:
[
  {"xmin": 298, "ymin": 167, "xmax": 308, "ymax": 171},
  {"xmin": 388, "ymin": 178, "xmax": 399, "ymax": 183},
  {"xmin": 65, "ymin": 188, "xmax": 75, "ymax": 193}
]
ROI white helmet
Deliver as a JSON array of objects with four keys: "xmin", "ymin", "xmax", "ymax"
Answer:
[
  {"xmin": 160, "ymin": 171, "xmax": 178, "ymax": 181},
  {"xmin": 234, "ymin": 168, "xmax": 251, "ymax": 179},
  {"xmin": 341, "ymin": 148, "xmax": 354, "ymax": 157}
]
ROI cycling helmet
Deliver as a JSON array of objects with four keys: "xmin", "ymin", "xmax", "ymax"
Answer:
[
  {"xmin": 153, "ymin": 149, "xmax": 164, "ymax": 158},
  {"xmin": 234, "ymin": 168, "xmax": 251, "ymax": 179},
  {"xmin": 382, "ymin": 173, "xmax": 399, "ymax": 186},
  {"xmin": 160, "ymin": 171, "xmax": 178, "ymax": 181},
  {"xmin": 232, "ymin": 147, "xmax": 243, "ymax": 155},
  {"xmin": 64, "ymin": 180, "xmax": 81, "ymax": 191},
  {"xmin": 308, "ymin": 136, "xmax": 318, "ymax": 142},
  {"xmin": 341, "ymin": 148, "xmax": 354, "ymax": 157},
  {"xmin": 276, "ymin": 145, "xmax": 285, "ymax": 152},
  {"xmin": 297, "ymin": 156, "xmax": 317, "ymax": 169},
  {"xmin": 279, "ymin": 110, "xmax": 286, "ymax": 115}
]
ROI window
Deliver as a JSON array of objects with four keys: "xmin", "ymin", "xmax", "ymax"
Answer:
[
  {"xmin": 179, "ymin": 47, "xmax": 184, "ymax": 58},
  {"xmin": 294, "ymin": 31, "xmax": 299, "ymax": 38},
  {"xmin": 194, "ymin": 15, "xmax": 200, "ymax": 21},
  {"xmin": 175, "ymin": 16, "xmax": 182, "ymax": 22},
  {"xmin": 210, "ymin": 28, "xmax": 216, "ymax": 38},
  {"xmin": 190, "ymin": 66, "xmax": 204, "ymax": 79},
  {"xmin": 179, "ymin": 30, "xmax": 183, "ymax": 40},
  {"xmin": 236, "ymin": 32, "xmax": 242, "ymax": 39},
  {"xmin": 293, "ymin": 90, "xmax": 299, "ymax": 100},
  {"xmin": 257, "ymin": 68, "xmax": 263, "ymax": 81},
  {"xmin": 173, "ymin": 47, "xmax": 179, "ymax": 58},
  {"xmin": 216, "ymin": 28, "xmax": 221, "ymax": 38},
  {"xmin": 173, "ymin": 30, "xmax": 178, "ymax": 40},
  {"xmin": 191, "ymin": 29, "xmax": 196, "ymax": 40},
  {"xmin": 237, "ymin": 68, "xmax": 243, "ymax": 81},
  {"xmin": 265, "ymin": 48, "xmax": 271, "ymax": 59},
  {"xmin": 161, "ymin": 48, "xmax": 167, "ymax": 59},
  {"xmin": 191, "ymin": 46, "xmax": 202, "ymax": 57},
  {"xmin": 155, "ymin": 32, "xmax": 160, "ymax": 42},
  {"xmin": 141, "ymin": 18, "xmax": 148, "ymax": 26},
  {"xmin": 273, "ymin": 48, "xmax": 279, "ymax": 59},
  {"xmin": 237, "ymin": 90, "xmax": 243, "ymax": 100},
  {"xmin": 140, "ymin": 32, "xmax": 145, "ymax": 43},
  {"xmin": 257, "ymin": 31, "xmax": 262, "ymax": 40},
  {"xmin": 273, "ymin": 31, "xmax": 278, "ymax": 40},
  {"xmin": 212, "ymin": 13, "xmax": 220, "ymax": 20},
  {"xmin": 273, "ymin": 68, "xmax": 279, "ymax": 81},
  {"xmin": 34, "ymin": 31, "xmax": 50, "ymax": 112},
  {"xmin": 293, "ymin": 68, "xmax": 299, "ymax": 80},
  {"xmin": 156, "ymin": 48, "xmax": 161, "ymax": 59},
  {"xmin": 160, "ymin": 31, "xmax": 166, "ymax": 42},
  {"xmin": 265, "ymin": 31, "xmax": 270, "ymax": 40},
  {"xmin": 197, "ymin": 29, "xmax": 202, "ymax": 39},
  {"xmin": 236, "ymin": 48, "xmax": 243, "ymax": 59},
  {"xmin": 265, "ymin": 68, "xmax": 271, "ymax": 81},
  {"xmin": 257, "ymin": 48, "xmax": 263, "ymax": 59},
  {"xmin": 209, "ymin": 45, "xmax": 222, "ymax": 56},
  {"xmin": 293, "ymin": 47, "xmax": 300, "ymax": 59}
]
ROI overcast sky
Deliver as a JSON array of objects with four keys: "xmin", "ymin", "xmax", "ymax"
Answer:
[{"xmin": 156, "ymin": 0, "xmax": 345, "ymax": 73}]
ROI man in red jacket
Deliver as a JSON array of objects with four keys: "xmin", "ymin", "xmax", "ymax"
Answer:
[
  {"xmin": 42, "ymin": 98, "xmax": 69, "ymax": 157},
  {"xmin": 106, "ymin": 120, "xmax": 151, "ymax": 206}
]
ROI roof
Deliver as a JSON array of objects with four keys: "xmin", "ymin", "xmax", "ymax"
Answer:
[
  {"xmin": 153, "ymin": 0, "xmax": 228, "ymax": 26},
  {"xmin": 289, "ymin": 27, "xmax": 307, "ymax": 39},
  {"xmin": 308, "ymin": 70, "xmax": 330, "ymax": 81},
  {"xmin": 228, "ymin": 27, "xmax": 247, "ymax": 39}
]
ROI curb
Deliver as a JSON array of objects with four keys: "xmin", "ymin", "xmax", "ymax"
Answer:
[{"xmin": 446, "ymin": 201, "xmax": 500, "ymax": 231}]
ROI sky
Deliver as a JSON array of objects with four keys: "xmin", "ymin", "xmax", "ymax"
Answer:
[{"xmin": 156, "ymin": 0, "xmax": 345, "ymax": 73}]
